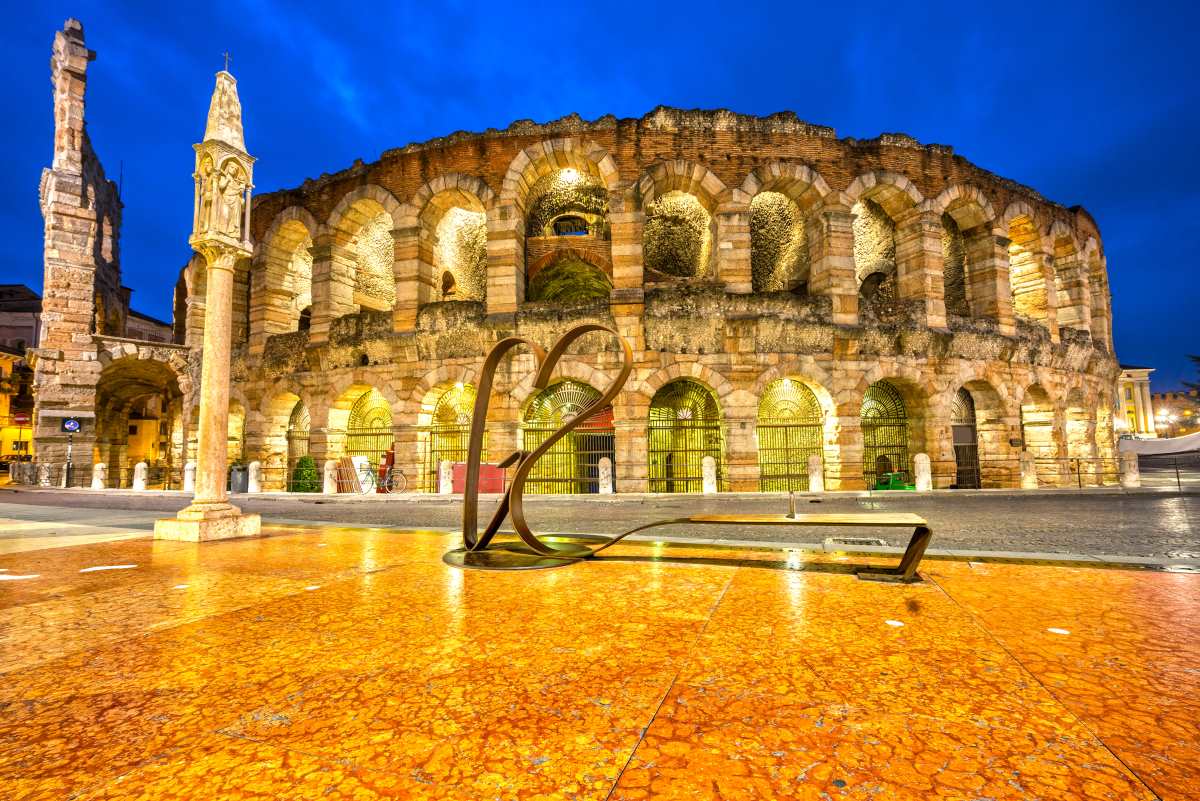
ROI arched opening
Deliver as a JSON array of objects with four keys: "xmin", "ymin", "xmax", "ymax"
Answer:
[
  {"xmin": 344, "ymin": 388, "xmax": 393, "ymax": 472},
  {"xmin": 648, "ymin": 379, "xmax": 725, "ymax": 493},
  {"xmin": 950, "ymin": 388, "xmax": 980, "ymax": 488},
  {"xmin": 297, "ymin": 306, "xmax": 311, "ymax": 331},
  {"xmin": 852, "ymin": 199, "xmax": 898, "ymax": 321},
  {"xmin": 750, "ymin": 192, "xmax": 808, "ymax": 293},
  {"xmin": 521, "ymin": 380, "xmax": 614, "ymax": 494},
  {"xmin": 419, "ymin": 383, "xmax": 477, "ymax": 492},
  {"xmin": 525, "ymin": 254, "xmax": 612, "ymax": 303},
  {"xmin": 93, "ymin": 357, "xmax": 183, "ymax": 489},
  {"xmin": 757, "ymin": 378, "xmax": 824, "ymax": 491},
  {"xmin": 861, "ymin": 380, "xmax": 909, "ymax": 488},
  {"xmin": 331, "ymin": 197, "xmax": 397, "ymax": 314},
  {"xmin": 262, "ymin": 218, "xmax": 313, "ymax": 334},
  {"xmin": 1020, "ymin": 384, "xmax": 1059, "ymax": 486},
  {"xmin": 423, "ymin": 194, "xmax": 487, "ymax": 304},
  {"xmin": 1053, "ymin": 234, "xmax": 1089, "ymax": 334},
  {"xmin": 287, "ymin": 400, "xmax": 311, "ymax": 489},
  {"xmin": 227, "ymin": 400, "xmax": 245, "ymax": 465},
  {"xmin": 644, "ymin": 191, "xmax": 713, "ymax": 280},
  {"xmin": 1065, "ymin": 389, "xmax": 1097, "ymax": 485},
  {"xmin": 941, "ymin": 213, "xmax": 969, "ymax": 316}
]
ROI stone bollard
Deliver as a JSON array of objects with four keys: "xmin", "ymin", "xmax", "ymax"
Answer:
[
  {"xmin": 1019, "ymin": 452, "xmax": 1038, "ymax": 489},
  {"xmin": 132, "ymin": 461, "xmax": 148, "ymax": 491},
  {"xmin": 438, "ymin": 460, "xmax": 453, "ymax": 494},
  {"xmin": 247, "ymin": 460, "xmax": 262, "ymax": 493},
  {"xmin": 913, "ymin": 453, "xmax": 932, "ymax": 492},
  {"xmin": 91, "ymin": 463, "xmax": 107, "ymax": 490},
  {"xmin": 701, "ymin": 455, "xmax": 718, "ymax": 494},
  {"xmin": 37, "ymin": 463, "xmax": 53, "ymax": 487},
  {"xmin": 807, "ymin": 454, "xmax": 825, "ymax": 493},
  {"xmin": 182, "ymin": 461, "xmax": 197, "ymax": 492},
  {"xmin": 1120, "ymin": 451, "xmax": 1140, "ymax": 489},
  {"xmin": 598, "ymin": 457, "xmax": 613, "ymax": 495},
  {"xmin": 323, "ymin": 460, "xmax": 338, "ymax": 494}
]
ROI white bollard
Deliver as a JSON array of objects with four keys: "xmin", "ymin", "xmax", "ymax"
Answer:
[
  {"xmin": 438, "ymin": 460, "xmax": 454, "ymax": 494},
  {"xmin": 701, "ymin": 455, "xmax": 718, "ymax": 494},
  {"xmin": 323, "ymin": 460, "xmax": 338, "ymax": 494},
  {"xmin": 132, "ymin": 461, "xmax": 148, "ymax": 491},
  {"xmin": 598, "ymin": 457, "xmax": 613, "ymax": 495},
  {"xmin": 913, "ymin": 453, "xmax": 932, "ymax": 492},
  {"xmin": 183, "ymin": 461, "xmax": 197, "ymax": 492},
  {"xmin": 807, "ymin": 454, "xmax": 825, "ymax": 493},
  {"xmin": 247, "ymin": 460, "xmax": 262, "ymax": 493},
  {"xmin": 1019, "ymin": 452, "xmax": 1038, "ymax": 490},
  {"xmin": 37, "ymin": 463, "xmax": 52, "ymax": 487},
  {"xmin": 1120, "ymin": 451, "xmax": 1140, "ymax": 489},
  {"xmin": 91, "ymin": 462, "xmax": 107, "ymax": 490}
]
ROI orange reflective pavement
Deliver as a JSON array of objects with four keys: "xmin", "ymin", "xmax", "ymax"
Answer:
[{"xmin": 1, "ymin": 526, "xmax": 1196, "ymax": 800}]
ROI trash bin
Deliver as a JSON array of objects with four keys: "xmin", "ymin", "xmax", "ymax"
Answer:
[{"xmin": 229, "ymin": 465, "xmax": 248, "ymax": 493}]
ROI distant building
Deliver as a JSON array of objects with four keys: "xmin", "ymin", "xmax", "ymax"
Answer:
[
  {"xmin": 1117, "ymin": 365, "xmax": 1156, "ymax": 438},
  {"xmin": 1151, "ymin": 388, "xmax": 1200, "ymax": 438},
  {"xmin": 0, "ymin": 344, "xmax": 34, "ymax": 465}
]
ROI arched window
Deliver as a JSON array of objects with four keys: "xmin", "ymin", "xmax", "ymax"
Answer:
[
  {"xmin": 521, "ymin": 380, "xmax": 614, "ymax": 494},
  {"xmin": 345, "ymin": 389, "xmax": 393, "ymax": 469},
  {"xmin": 422, "ymin": 384, "xmax": 477, "ymax": 492},
  {"xmin": 757, "ymin": 379, "xmax": 824, "ymax": 491},
  {"xmin": 648, "ymin": 379, "xmax": 724, "ymax": 493},
  {"xmin": 552, "ymin": 215, "xmax": 590, "ymax": 236},
  {"xmin": 950, "ymin": 388, "xmax": 980, "ymax": 488},
  {"xmin": 860, "ymin": 381, "xmax": 908, "ymax": 487},
  {"xmin": 286, "ymin": 401, "xmax": 310, "ymax": 483}
]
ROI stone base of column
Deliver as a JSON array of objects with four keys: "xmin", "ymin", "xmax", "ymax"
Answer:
[{"xmin": 154, "ymin": 502, "xmax": 261, "ymax": 542}]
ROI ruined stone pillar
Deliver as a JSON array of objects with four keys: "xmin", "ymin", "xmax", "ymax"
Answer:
[
  {"xmin": 614, "ymin": 406, "xmax": 648, "ymax": 494},
  {"xmin": 609, "ymin": 193, "xmax": 646, "ymax": 353},
  {"xmin": 894, "ymin": 209, "xmax": 947, "ymax": 330},
  {"xmin": 831, "ymin": 397, "xmax": 866, "ymax": 491},
  {"xmin": 485, "ymin": 203, "xmax": 523, "ymax": 317},
  {"xmin": 308, "ymin": 233, "xmax": 356, "ymax": 345},
  {"xmin": 390, "ymin": 225, "xmax": 424, "ymax": 332},
  {"xmin": 155, "ymin": 69, "xmax": 260, "ymax": 541},
  {"xmin": 807, "ymin": 199, "xmax": 858, "ymax": 326},
  {"xmin": 962, "ymin": 227, "xmax": 1016, "ymax": 336},
  {"xmin": 716, "ymin": 206, "xmax": 752, "ymax": 294},
  {"xmin": 1055, "ymin": 258, "xmax": 1092, "ymax": 335}
]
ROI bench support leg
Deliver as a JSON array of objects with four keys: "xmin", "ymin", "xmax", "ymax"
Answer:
[{"xmin": 857, "ymin": 525, "xmax": 932, "ymax": 583}]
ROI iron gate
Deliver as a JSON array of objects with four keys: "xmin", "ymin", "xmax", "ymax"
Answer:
[
  {"xmin": 286, "ymin": 401, "xmax": 310, "ymax": 488},
  {"xmin": 757, "ymin": 378, "xmax": 824, "ymax": 491},
  {"xmin": 345, "ymin": 388, "xmax": 393, "ymax": 470},
  {"xmin": 420, "ymin": 384, "xmax": 476, "ymax": 492},
  {"xmin": 951, "ymin": 388, "xmax": 981, "ymax": 488},
  {"xmin": 521, "ymin": 380, "xmax": 614, "ymax": 494},
  {"xmin": 861, "ymin": 380, "xmax": 909, "ymax": 487},
  {"xmin": 648, "ymin": 379, "xmax": 725, "ymax": 493}
]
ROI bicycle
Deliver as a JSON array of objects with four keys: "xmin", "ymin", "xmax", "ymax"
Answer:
[{"xmin": 355, "ymin": 464, "xmax": 407, "ymax": 494}]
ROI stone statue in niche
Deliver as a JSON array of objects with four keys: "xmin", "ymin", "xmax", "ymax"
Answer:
[
  {"xmin": 215, "ymin": 162, "xmax": 244, "ymax": 238},
  {"xmin": 197, "ymin": 158, "xmax": 214, "ymax": 234}
]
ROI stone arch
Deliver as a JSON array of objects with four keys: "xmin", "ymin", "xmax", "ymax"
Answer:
[
  {"xmin": 411, "ymin": 379, "xmax": 479, "ymax": 492},
  {"xmin": 932, "ymin": 185, "xmax": 998, "ymax": 318},
  {"xmin": 941, "ymin": 376, "xmax": 1014, "ymax": 488},
  {"xmin": 260, "ymin": 380, "xmax": 311, "ymax": 490},
  {"xmin": 741, "ymin": 164, "xmax": 830, "ymax": 294},
  {"xmin": 1005, "ymin": 203, "xmax": 1052, "ymax": 329},
  {"xmin": 326, "ymin": 380, "xmax": 400, "ymax": 471},
  {"xmin": 322, "ymin": 185, "xmax": 404, "ymax": 315},
  {"xmin": 325, "ymin": 184, "xmax": 405, "ymax": 242},
  {"xmin": 1050, "ymin": 221, "xmax": 1089, "ymax": 334},
  {"xmin": 846, "ymin": 173, "xmax": 923, "ymax": 322},
  {"xmin": 519, "ymin": 377, "xmax": 616, "ymax": 494},
  {"xmin": 254, "ymin": 206, "xmax": 319, "ymax": 340},
  {"xmin": 844, "ymin": 171, "xmax": 924, "ymax": 219},
  {"xmin": 755, "ymin": 375, "xmax": 831, "ymax": 491},
  {"xmin": 647, "ymin": 376, "xmax": 727, "ymax": 493},
  {"xmin": 407, "ymin": 364, "xmax": 481, "ymax": 420},
  {"xmin": 634, "ymin": 361, "xmax": 735, "ymax": 414},
  {"xmin": 1020, "ymin": 382, "xmax": 1060, "ymax": 485},
  {"xmin": 499, "ymin": 138, "xmax": 620, "ymax": 212},
  {"xmin": 404, "ymin": 174, "xmax": 495, "ymax": 307},
  {"xmin": 1082, "ymin": 236, "xmax": 1112, "ymax": 348},
  {"xmin": 854, "ymin": 372, "xmax": 930, "ymax": 485},
  {"xmin": 511, "ymin": 359, "xmax": 617, "ymax": 408},
  {"xmin": 637, "ymin": 161, "xmax": 727, "ymax": 281},
  {"xmin": 93, "ymin": 355, "xmax": 184, "ymax": 488},
  {"xmin": 524, "ymin": 247, "xmax": 613, "ymax": 303}
]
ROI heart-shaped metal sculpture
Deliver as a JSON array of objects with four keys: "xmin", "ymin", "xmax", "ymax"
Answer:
[{"xmin": 446, "ymin": 323, "xmax": 633, "ymax": 568}]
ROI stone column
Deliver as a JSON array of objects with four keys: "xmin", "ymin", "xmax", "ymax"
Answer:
[
  {"xmin": 1140, "ymin": 383, "xmax": 1155, "ymax": 436},
  {"xmin": 308, "ymin": 233, "xmax": 357, "ymax": 345},
  {"xmin": 155, "ymin": 68, "xmax": 260, "ymax": 541},
  {"xmin": 962, "ymin": 227, "xmax": 1016, "ymax": 336},
  {"xmin": 485, "ymin": 203, "xmax": 523, "ymax": 317},
  {"xmin": 807, "ymin": 199, "xmax": 858, "ymax": 326},
  {"xmin": 390, "ymin": 225, "xmax": 424, "ymax": 332},
  {"xmin": 1131, "ymin": 384, "xmax": 1146, "ymax": 435},
  {"xmin": 716, "ymin": 206, "xmax": 752, "ymax": 294},
  {"xmin": 894, "ymin": 209, "xmax": 947, "ymax": 330}
]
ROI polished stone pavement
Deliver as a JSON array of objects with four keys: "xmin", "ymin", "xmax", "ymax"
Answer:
[{"xmin": 0, "ymin": 524, "xmax": 1197, "ymax": 800}]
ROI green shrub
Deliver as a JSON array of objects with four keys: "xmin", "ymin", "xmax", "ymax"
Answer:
[{"xmin": 290, "ymin": 455, "xmax": 320, "ymax": 493}]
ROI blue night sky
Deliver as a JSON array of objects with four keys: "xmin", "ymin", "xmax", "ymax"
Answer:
[{"xmin": 3, "ymin": 1, "xmax": 1197, "ymax": 388}]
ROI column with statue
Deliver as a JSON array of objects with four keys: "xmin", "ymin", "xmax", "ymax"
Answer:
[{"xmin": 155, "ymin": 66, "xmax": 261, "ymax": 541}]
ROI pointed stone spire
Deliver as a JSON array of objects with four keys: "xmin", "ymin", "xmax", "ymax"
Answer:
[{"xmin": 203, "ymin": 70, "xmax": 246, "ymax": 152}]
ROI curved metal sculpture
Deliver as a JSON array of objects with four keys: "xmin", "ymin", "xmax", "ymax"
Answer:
[{"xmin": 445, "ymin": 324, "xmax": 932, "ymax": 581}]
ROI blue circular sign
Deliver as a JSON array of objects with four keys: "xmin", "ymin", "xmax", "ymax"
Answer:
[{"xmin": 62, "ymin": 418, "xmax": 81, "ymax": 433}]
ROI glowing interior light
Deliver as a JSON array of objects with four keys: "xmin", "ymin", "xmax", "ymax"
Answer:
[{"xmin": 561, "ymin": 168, "xmax": 579, "ymax": 182}]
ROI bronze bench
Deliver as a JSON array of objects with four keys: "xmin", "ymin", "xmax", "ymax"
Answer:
[{"xmin": 594, "ymin": 511, "xmax": 933, "ymax": 583}]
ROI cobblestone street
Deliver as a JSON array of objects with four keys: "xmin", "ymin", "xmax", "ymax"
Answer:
[{"xmin": 3, "ymin": 486, "xmax": 1197, "ymax": 560}]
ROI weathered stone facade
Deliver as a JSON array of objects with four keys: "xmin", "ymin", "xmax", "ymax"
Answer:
[
  {"xmin": 196, "ymin": 107, "xmax": 1117, "ymax": 492},
  {"xmin": 30, "ymin": 21, "xmax": 1119, "ymax": 493}
]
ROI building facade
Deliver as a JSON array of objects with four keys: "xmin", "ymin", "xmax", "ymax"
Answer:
[
  {"xmin": 1117, "ymin": 365, "xmax": 1157, "ymax": 438},
  {"xmin": 32, "ymin": 20, "xmax": 1120, "ymax": 492},
  {"xmin": 1152, "ymin": 389, "xmax": 1199, "ymax": 438}
]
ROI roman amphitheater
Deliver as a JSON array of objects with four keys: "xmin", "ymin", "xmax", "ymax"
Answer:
[{"xmin": 29, "ymin": 23, "xmax": 1119, "ymax": 494}]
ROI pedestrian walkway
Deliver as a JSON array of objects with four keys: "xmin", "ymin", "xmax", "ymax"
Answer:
[{"xmin": 0, "ymin": 523, "xmax": 1196, "ymax": 799}]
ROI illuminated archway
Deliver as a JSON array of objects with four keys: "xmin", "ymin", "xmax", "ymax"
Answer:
[
  {"xmin": 648, "ymin": 379, "xmax": 725, "ymax": 493},
  {"xmin": 860, "ymin": 380, "xmax": 909, "ymax": 487},
  {"xmin": 345, "ymin": 388, "xmax": 393, "ymax": 469},
  {"xmin": 287, "ymin": 400, "xmax": 310, "ymax": 480},
  {"xmin": 420, "ymin": 383, "xmax": 477, "ymax": 492},
  {"xmin": 521, "ymin": 380, "xmax": 614, "ymax": 494},
  {"xmin": 757, "ymin": 378, "xmax": 824, "ymax": 491},
  {"xmin": 950, "ymin": 388, "xmax": 981, "ymax": 488}
]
